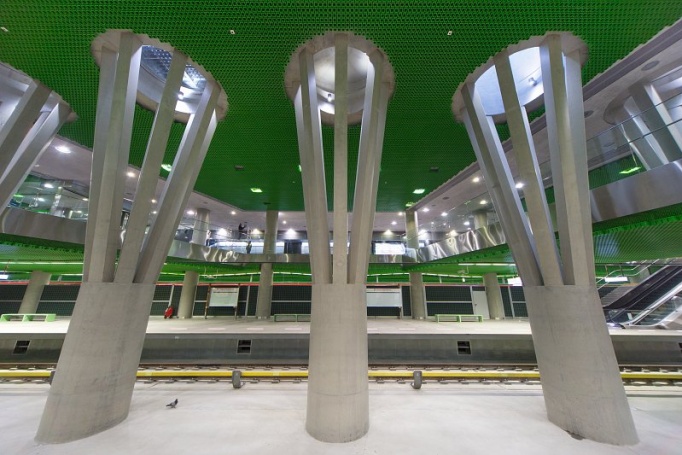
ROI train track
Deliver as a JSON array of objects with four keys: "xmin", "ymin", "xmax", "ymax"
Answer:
[{"xmin": 1, "ymin": 364, "xmax": 682, "ymax": 385}]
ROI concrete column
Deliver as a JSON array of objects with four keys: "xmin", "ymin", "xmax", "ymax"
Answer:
[
  {"xmin": 483, "ymin": 272, "xmax": 504, "ymax": 320},
  {"xmin": 177, "ymin": 270, "xmax": 199, "ymax": 319},
  {"xmin": 453, "ymin": 33, "xmax": 637, "ymax": 445},
  {"xmin": 405, "ymin": 211, "xmax": 426, "ymax": 319},
  {"xmin": 18, "ymin": 270, "xmax": 51, "ymax": 314},
  {"xmin": 191, "ymin": 208, "xmax": 210, "ymax": 245},
  {"xmin": 306, "ymin": 283, "xmax": 368, "ymax": 442},
  {"xmin": 472, "ymin": 210, "xmax": 488, "ymax": 230},
  {"xmin": 629, "ymin": 83, "xmax": 682, "ymax": 163},
  {"xmin": 286, "ymin": 32, "xmax": 394, "ymax": 443},
  {"xmin": 524, "ymin": 285, "xmax": 637, "ymax": 444},
  {"xmin": 255, "ymin": 210, "xmax": 278, "ymax": 319},
  {"xmin": 37, "ymin": 30, "xmax": 226, "ymax": 443}
]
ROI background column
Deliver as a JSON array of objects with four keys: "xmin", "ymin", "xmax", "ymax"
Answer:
[
  {"xmin": 483, "ymin": 272, "xmax": 504, "ymax": 319},
  {"xmin": 177, "ymin": 270, "xmax": 199, "ymax": 319},
  {"xmin": 255, "ymin": 210, "xmax": 278, "ymax": 319},
  {"xmin": 18, "ymin": 270, "xmax": 51, "ymax": 314},
  {"xmin": 405, "ymin": 210, "xmax": 426, "ymax": 319}
]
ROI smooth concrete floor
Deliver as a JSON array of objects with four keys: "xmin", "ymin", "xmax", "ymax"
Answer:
[
  {"xmin": 1, "ymin": 316, "xmax": 679, "ymax": 337},
  {"xmin": 1, "ymin": 382, "xmax": 680, "ymax": 455}
]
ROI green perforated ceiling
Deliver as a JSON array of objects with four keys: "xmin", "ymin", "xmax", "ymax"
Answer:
[{"xmin": 1, "ymin": 1, "xmax": 681, "ymax": 212}]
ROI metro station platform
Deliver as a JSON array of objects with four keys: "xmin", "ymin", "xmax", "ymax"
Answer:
[
  {"xmin": 2, "ymin": 381, "xmax": 681, "ymax": 455},
  {"xmin": 1, "ymin": 318, "xmax": 681, "ymax": 366}
]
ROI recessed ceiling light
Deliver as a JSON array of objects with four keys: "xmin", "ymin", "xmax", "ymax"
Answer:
[
  {"xmin": 464, "ymin": 221, "xmax": 470, "ymax": 226},
  {"xmin": 43, "ymin": 183, "xmax": 54, "ymax": 189},
  {"xmin": 413, "ymin": 188, "xmax": 425, "ymax": 194},
  {"xmin": 152, "ymin": 210, "xmax": 157, "ymax": 214},
  {"xmin": 515, "ymin": 182, "xmax": 524, "ymax": 189},
  {"xmin": 83, "ymin": 197, "xmax": 89, "ymax": 201},
  {"xmin": 151, "ymin": 199, "xmax": 157, "ymax": 203},
  {"xmin": 479, "ymin": 200, "xmax": 487, "ymax": 205},
  {"xmin": 447, "ymin": 30, "xmax": 452, "ymax": 36},
  {"xmin": 405, "ymin": 202, "xmax": 414, "ymax": 207},
  {"xmin": 230, "ymin": 29, "xmax": 236, "ymax": 35},
  {"xmin": 187, "ymin": 210, "xmax": 195, "ymax": 215},
  {"xmin": 230, "ymin": 211, "xmax": 236, "ymax": 215},
  {"xmin": 391, "ymin": 221, "xmax": 397, "ymax": 225},
  {"xmin": 441, "ymin": 212, "xmax": 448, "ymax": 217},
  {"xmin": 161, "ymin": 164, "xmax": 172, "ymax": 172},
  {"xmin": 56, "ymin": 145, "xmax": 71, "ymax": 154},
  {"xmin": 127, "ymin": 171, "xmax": 136, "ymax": 178},
  {"xmin": 283, "ymin": 220, "xmax": 287, "ymax": 225},
  {"xmin": 473, "ymin": 177, "xmax": 481, "ymax": 183},
  {"xmin": 250, "ymin": 188, "xmax": 263, "ymax": 193},
  {"xmin": 422, "ymin": 207, "xmax": 429, "ymax": 212},
  {"xmin": 398, "ymin": 212, "xmax": 404, "ymax": 216}
]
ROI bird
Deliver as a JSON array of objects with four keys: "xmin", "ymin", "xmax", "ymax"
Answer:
[{"xmin": 166, "ymin": 399, "xmax": 178, "ymax": 408}]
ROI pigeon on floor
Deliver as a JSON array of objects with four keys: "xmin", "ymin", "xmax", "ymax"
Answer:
[{"xmin": 166, "ymin": 399, "xmax": 178, "ymax": 409}]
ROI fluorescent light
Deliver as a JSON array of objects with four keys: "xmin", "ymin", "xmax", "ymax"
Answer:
[
  {"xmin": 161, "ymin": 164, "xmax": 172, "ymax": 172},
  {"xmin": 413, "ymin": 188, "xmax": 425, "ymax": 194},
  {"xmin": 56, "ymin": 145, "xmax": 71, "ymax": 154},
  {"xmin": 604, "ymin": 276, "xmax": 628, "ymax": 283},
  {"xmin": 619, "ymin": 167, "xmax": 641, "ymax": 175},
  {"xmin": 250, "ymin": 188, "xmax": 263, "ymax": 193}
]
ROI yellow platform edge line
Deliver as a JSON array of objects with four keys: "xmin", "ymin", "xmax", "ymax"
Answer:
[{"xmin": 1, "ymin": 370, "xmax": 681, "ymax": 380}]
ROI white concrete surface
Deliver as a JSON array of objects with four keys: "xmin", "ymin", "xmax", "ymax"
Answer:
[
  {"xmin": 1, "ymin": 382, "xmax": 680, "ymax": 454},
  {"xmin": 307, "ymin": 283, "xmax": 369, "ymax": 442},
  {"xmin": 525, "ymin": 285, "xmax": 638, "ymax": 444}
]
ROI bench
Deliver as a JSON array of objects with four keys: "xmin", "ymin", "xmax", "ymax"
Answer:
[
  {"xmin": 0, "ymin": 313, "xmax": 57, "ymax": 322},
  {"xmin": 434, "ymin": 314, "xmax": 483, "ymax": 323},
  {"xmin": 273, "ymin": 314, "xmax": 310, "ymax": 322}
]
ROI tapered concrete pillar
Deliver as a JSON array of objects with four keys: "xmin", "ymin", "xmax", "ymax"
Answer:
[
  {"xmin": 285, "ymin": 32, "xmax": 394, "ymax": 442},
  {"xmin": 483, "ymin": 272, "xmax": 504, "ymax": 320},
  {"xmin": 405, "ymin": 210, "xmax": 426, "ymax": 319},
  {"xmin": 453, "ymin": 32, "xmax": 637, "ymax": 445},
  {"xmin": 177, "ymin": 270, "xmax": 199, "ymax": 319},
  {"xmin": 255, "ymin": 210, "xmax": 278, "ymax": 319},
  {"xmin": 18, "ymin": 270, "xmax": 51, "ymax": 314},
  {"xmin": 36, "ymin": 30, "xmax": 227, "ymax": 443},
  {"xmin": 190, "ymin": 208, "xmax": 210, "ymax": 245}
]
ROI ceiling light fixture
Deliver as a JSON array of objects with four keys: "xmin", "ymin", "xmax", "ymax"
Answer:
[
  {"xmin": 127, "ymin": 171, "xmax": 136, "ymax": 178},
  {"xmin": 161, "ymin": 164, "xmax": 172, "ymax": 172},
  {"xmin": 464, "ymin": 221, "xmax": 470, "ymax": 226},
  {"xmin": 391, "ymin": 221, "xmax": 397, "ymax": 225},
  {"xmin": 479, "ymin": 200, "xmax": 487, "ymax": 205},
  {"xmin": 187, "ymin": 210, "xmax": 195, "ymax": 215},
  {"xmin": 441, "ymin": 212, "xmax": 448, "ymax": 217},
  {"xmin": 619, "ymin": 166, "xmax": 642, "ymax": 175},
  {"xmin": 413, "ymin": 188, "xmax": 425, "ymax": 194},
  {"xmin": 56, "ymin": 145, "xmax": 71, "ymax": 154},
  {"xmin": 472, "ymin": 177, "xmax": 481, "ymax": 183},
  {"xmin": 250, "ymin": 188, "xmax": 263, "ymax": 193},
  {"xmin": 230, "ymin": 211, "xmax": 236, "ymax": 215},
  {"xmin": 515, "ymin": 182, "xmax": 524, "ymax": 189},
  {"xmin": 43, "ymin": 183, "xmax": 54, "ymax": 189},
  {"xmin": 422, "ymin": 207, "xmax": 429, "ymax": 212}
]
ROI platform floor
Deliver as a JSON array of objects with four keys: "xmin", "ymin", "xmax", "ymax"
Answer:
[
  {"xmin": 0, "ymin": 316, "xmax": 679, "ymax": 337},
  {"xmin": 1, "ymin": 381, "xmax": 680, "ymax": 455}
]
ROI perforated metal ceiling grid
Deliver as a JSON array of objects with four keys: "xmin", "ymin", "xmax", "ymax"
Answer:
[{"xmin": 1, "ymin": 1, "xmax": 680, "ymax": 212}]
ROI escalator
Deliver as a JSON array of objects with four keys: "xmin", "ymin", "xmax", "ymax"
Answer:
[{"xmin": 604, "ymin": 266, "xmax": 682, "ymax": 324}]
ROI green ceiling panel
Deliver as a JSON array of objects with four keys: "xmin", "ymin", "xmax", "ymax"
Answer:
[{"xmin": 1, "ymin": 1, "xmax": 680, "ymax": 212}]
